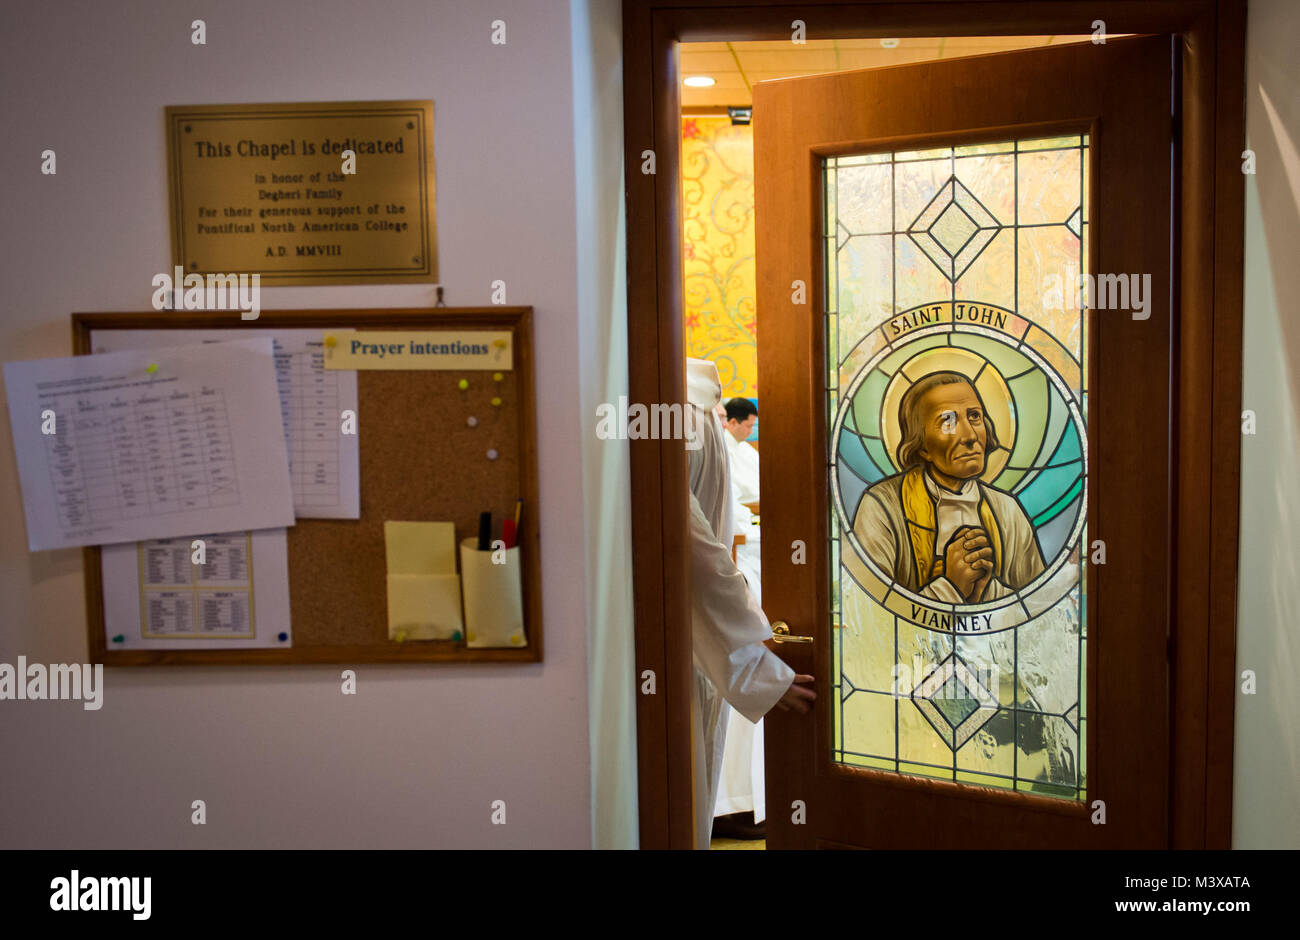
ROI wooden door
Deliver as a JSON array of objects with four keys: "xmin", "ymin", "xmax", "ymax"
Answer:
[{"xmin": 756, "ymin": 36, "xmax": 1174, "ymax": 848}]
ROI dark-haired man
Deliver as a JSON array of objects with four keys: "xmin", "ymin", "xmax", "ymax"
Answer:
[{"xmin": 722, "ymin": 397, "xmax": 760, "ymax": 514}]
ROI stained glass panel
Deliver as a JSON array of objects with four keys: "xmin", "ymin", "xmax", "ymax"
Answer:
[{"xmin": 826, "ymin": 135, "xmax": 1089, "ymax": 800}]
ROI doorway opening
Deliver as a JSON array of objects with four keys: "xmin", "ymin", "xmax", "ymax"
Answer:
[
  {"xmin": 679, "ymin": 35, "xmax": 1104, "ymax": 849},
  {"xmin": 627, "ymin": 0, "xmax": 1244, "ymax": 853}
]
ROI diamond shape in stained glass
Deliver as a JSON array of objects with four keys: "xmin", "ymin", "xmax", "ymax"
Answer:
[
  {"xmin": 907, "ymin": 176, "xmax": 1003, "ymax": 282},
  {"xmin": 930, "ymin": 204, "xmax": 978, "ymax": 257},
  {"xmin": 933, "ymin": 676, "xmax": 980, "ymax": 727},
  {"xmin": 910, "ymin": 652, "xmax": 1000, "ymax": 751},
  {"xmin": 841, "ymin": 674, "xmax": 858, "ymax": 703},
  {"xmin": 1063, "ymin": 702, "xmax": 1079, "ymax": 732},
  {"xmin": 1066, "ymin": 206, "xmax": 1083, "ymax": 238}
]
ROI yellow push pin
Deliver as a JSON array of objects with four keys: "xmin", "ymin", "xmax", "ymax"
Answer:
[
  {"xmin": 458, "ymin": 379, "xmax": 470, "ymax": 392},
  {"xmin": 145, "ymin": 363, "xmax": 158, "ymax": 375},
  {"xmin": 493, "ymin": 372, "xmax": 504, "ymax": 382},
  {"xmin": 493, "ymin": 339, "xmax": 507, "ymax": 360},
  {"xmin": 490, "ymin": 396, "xmax": 502, "ymax": 407},
  {"xmin": 323, "ymin": 335, "xmax": 337, "ymax": 359},
  {"xmin": 510, "ymin": 632, "xmax": 524, "ymax": 646},
  {"xmin": 396, "ymin": 630, "xmax": 407, "ymax": 643}
]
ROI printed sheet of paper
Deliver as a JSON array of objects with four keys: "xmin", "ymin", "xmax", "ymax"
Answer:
[
  {"xmin": 3, "ymin": 338, "xmax": 294, "ymax": 550},
  {"xmin": 100, "ymin": 529, "xmax": 291, "ymax": 649},
  {"xmin": 91, "ymin": 329, "xmax": 359, "ymax": 519}
]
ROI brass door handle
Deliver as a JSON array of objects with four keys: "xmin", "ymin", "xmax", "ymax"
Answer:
[{"xmin": 771, "ymin": 621, "xmax": 814, "ymax": 644}]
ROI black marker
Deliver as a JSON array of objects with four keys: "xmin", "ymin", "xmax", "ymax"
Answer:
[{"xmin": 477, "ymin": 511, "xmax": 492, "ymax": 551}]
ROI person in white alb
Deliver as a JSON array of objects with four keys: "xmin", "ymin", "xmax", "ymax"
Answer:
[
  {"xmin": 684, "ymin": 358, "xmax": 815, "ymax": 850},
  {"xmin": 722, "ymin": 397, "xmax": 760, "ymax": 509},
  {"xmin": 713, "ymin": 397, "xmax": 768, "ymax": 837}
]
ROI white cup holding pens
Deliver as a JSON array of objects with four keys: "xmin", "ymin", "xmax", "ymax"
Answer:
[{"xmin": 459, "ymin": 507, "xmax": 526, "ymax": 648}]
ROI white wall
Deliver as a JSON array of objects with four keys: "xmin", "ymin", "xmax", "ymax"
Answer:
[
  {"xmin": 0, "ymin": 0, "xmax": 597, "ymax": 848},
  {"xmin": 1234, "ymin": 0, "xmax": 1300, "ymax": 848},
  {"xmin": 570, "ymin": 0, "xmax": 639, "ymax": 849}
]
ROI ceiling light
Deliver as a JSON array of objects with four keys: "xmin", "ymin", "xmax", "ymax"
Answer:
[
  {"xmin": 684, "ymin": 75, "xmax": 716, "ymax": 87},
  {"xmin": 880, "ymin": 38, "xmax": 900, "ymax": 48}
]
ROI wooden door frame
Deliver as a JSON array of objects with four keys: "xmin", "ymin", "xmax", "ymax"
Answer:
[{"xmin": 622, "ymin": 0, "xmax": 1246, "ymax": 850}]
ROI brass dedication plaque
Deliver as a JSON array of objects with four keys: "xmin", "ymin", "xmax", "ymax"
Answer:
[{"xmin": 166, "ymin": 100, "xmax": 437, "ymax": 285}]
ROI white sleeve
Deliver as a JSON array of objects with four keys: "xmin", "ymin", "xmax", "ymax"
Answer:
[{"xmin": 690, "ymin": 490, "xmax": 794, "ymax": 723}]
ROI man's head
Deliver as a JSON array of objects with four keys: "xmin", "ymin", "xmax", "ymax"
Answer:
[
  {"xmin": 723, "ymin": 397, "xmax": 758, "ymax": 442},
  {"xmin": 896, "ymin": 372, "xmax": 1001, "ymax": 483}
]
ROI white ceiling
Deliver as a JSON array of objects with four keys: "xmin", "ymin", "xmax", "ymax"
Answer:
[{"xmin": 680, "ymin": 36, "xmax": 1097, "ymax": 109}]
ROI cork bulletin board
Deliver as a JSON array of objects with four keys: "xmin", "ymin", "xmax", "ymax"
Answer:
[{"xmin": 72, "ymin": 307, "xmax": 541, "ymax": 665}]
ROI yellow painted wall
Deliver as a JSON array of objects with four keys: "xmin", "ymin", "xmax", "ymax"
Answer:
[{"xmin": 682, "ymin": 116, "xmax": 757, "ymax": 398}]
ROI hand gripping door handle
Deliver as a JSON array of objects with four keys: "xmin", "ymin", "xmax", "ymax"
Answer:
[{"xmin": 770, "ymin": 621, "xmax": 814, "ymax": 644}]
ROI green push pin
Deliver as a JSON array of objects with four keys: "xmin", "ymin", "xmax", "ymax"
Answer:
[
  {"xmin": 111, "ymin": 634, "xmax": 125, "ymax": 644},
  {"xmin": 452, "ymin": 630, "xmax": 463, "ymax": 642}
]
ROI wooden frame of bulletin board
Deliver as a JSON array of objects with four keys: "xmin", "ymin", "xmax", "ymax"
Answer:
[{"xmin": 72, "ymin": 307, "xmax": 542, "ymax": 666}]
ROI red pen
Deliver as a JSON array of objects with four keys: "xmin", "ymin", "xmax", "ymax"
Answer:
[{"xmin": 502, "ymin": 519, "xmax": 516, "ymax": 549}]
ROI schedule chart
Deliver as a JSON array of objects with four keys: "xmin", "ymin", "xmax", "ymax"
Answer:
[
  {"xmin": 277, "ymin": 337, "xmax": 345, "ymax": 512},
  {"xmin": 94, "ymin": 328, "xmax": 360, "ymax": 519},
  {"xmin": 4, "ymin": 338, "xmax": 295, "ymax": 550},
  {"xmin": 137, "ymin": 533, "xmax": 256, "ymax": 638},
  {"xmin": 45, "ymin": 384, "xmax": 239, "ymax": 529}
]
